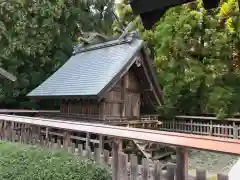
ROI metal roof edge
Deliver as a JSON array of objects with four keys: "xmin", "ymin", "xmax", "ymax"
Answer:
[{"xmin": 27, "ymin": 94, "xmax": 98, "ymax": 100}]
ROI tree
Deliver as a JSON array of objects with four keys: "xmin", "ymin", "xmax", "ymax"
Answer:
[
  {"xmin": 115, "ymin": 0, "xmax": 240, "ymax": 118},
  {"xmin": 0, "ymin": 0, "xmax": 115, "ymax": 109}
]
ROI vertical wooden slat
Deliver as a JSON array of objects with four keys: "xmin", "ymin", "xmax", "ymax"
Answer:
[
  {"xmin": 2, "ymin": 121, "xmax": 7, "ymax": 140},
  {"xmin": 118, "ymin": 153, "xmax": 128, "ymax": 180},
  {"xmin": 57, "ymin": 138, "xmax": 62, "ymax": 149},
  {"xmin": 99, "ymin": 135, "xmax": 104, "ymax": 154},
  {"xmin": 78, "ymin": 144, "xmax": 83, "ymax": 156},
  {"xmin": 5, "ymin": 121, "xmax": 11, "ymax": 141},
  {"xmin": 103, "ymin": 149, "xmax": 110, "ymax": 166},
  {"xmin": 45, "ymin": 134, "xmax": 50, "ymax": 148},
  {"xmin": 86, "ymin": 132, "xmax": 90, "ymax": 149},
  {"xmin": 36, "ymin": 127, "xmax": 41, "ymax": 144},
  {"xmin": 130, "ymin": 154, "xmax": 138, "ymax": 180},
  {"xmin": 217, "ymin": 174, "xmax": 228, "ymax": 180},
  {"xmin": 176, "ymin": 147, "xmax": 188, "ymax": 180},
  {"xmin": 0, "ymin": 120, "xmax": 3, "ymax": 140},
  {"xmin": 112, "ymin": 138, "xmax": 120, "ymax": 180},
  {"xmin": 10, "ymin": 122, "xmax": 15, "ymax": 142},
  {"xmin": 22, "ymin": 128, "xmax": 27, "ymax": 144},
  {"xmin": 196, "ymin": 170, "xmax": 206, "ymax": 180},
  {"xmin": 94, "ymin": 148, "xmax": 101, "ymax": 163},
  {"xmin": 153, "ymin": 161, "xmax": 161, "ymax": 180},
  {"xmin": 71, "ymin": 142, "xmax": 76, "ymax": 154},
  {"xmin": 63, "ymin": 131, "xmax": 71, "ymax": 151},
  {"xmin": 166, "ymin": 164, "xmax": 175, "ymax": 180},
  {"xmin": 233, "ymin": 122, "xmax": 238, "ymax": 139},
  {"xmin": 142, "ymin": 158, "xmax": 149, "ymax": 180},
  {"xmin": 45, "ymin": 127, "xmax": 49, "ymax": 140},
  {"xmin": 190, "ymin": 119, "xmax": 193, "ymax": 134},
  {"xmin": 50, "ymin": 137, "xmax": 55, "ymax": 149},
  {"xmin": 209, "ymin": 120, "xmax": 213, "ymax": 136},
  {"xmin": 40, "ymin": 135, "xmax": 45, "ymax": 146},
  {"xmin": 86, "ymin": 145, "xmax": 92, "ymax": 159}
]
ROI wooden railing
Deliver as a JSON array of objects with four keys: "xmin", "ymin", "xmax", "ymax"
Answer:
[
  {"xmin": 160, "ymin": 115, "xmax": 240, "ymax": 139},
  {"xmin": 0, "ymin": 114, "xmax": 233, "ymax": 180}
]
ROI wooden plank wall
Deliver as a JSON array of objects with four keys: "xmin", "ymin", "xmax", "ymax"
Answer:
[
  {"xmin": 102, "ymin": 70, "xmax": 141, "ymax": 119},
  {"xmin": 0, "ymin": 120, "xmax": 229, "ymax": 180},
  {"xmin": 60, "ymin": 100, "xmax": 99, "ymax": 116}
]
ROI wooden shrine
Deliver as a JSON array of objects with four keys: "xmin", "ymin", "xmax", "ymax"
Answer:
[
  {"xmin": 27, "ymin": 32, "xmax": 174, "ymax": 162},
  {"xmin": 28, "ymin": 32, "xmax": 163, "ymax": 124}
]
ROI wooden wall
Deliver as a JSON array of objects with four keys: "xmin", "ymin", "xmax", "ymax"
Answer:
[
  {"xmin": 60, "ymin": 100, "xmax": 99, "ymax": 116},
  {"xmin": 60, "ymin": 65, "xmax": 142, "ymax": 120},
  {"xmin": 101, "ymin": 69, "xmax": 141, "ymax": 119}
]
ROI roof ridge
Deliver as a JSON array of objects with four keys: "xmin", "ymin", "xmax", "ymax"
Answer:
[
  {"xmin": 73, "ymin": 38, "xmax": 132, "ymax": 55},
  {"xmin": 73, "ymin": 31, "xmax": 140, "ymax": 55}
]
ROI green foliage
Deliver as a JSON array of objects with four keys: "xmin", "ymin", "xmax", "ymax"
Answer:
[
  {"xmin": 0, "ymin": 0, "xmax": 114, "ymax": 109},
  {"xmin": 115, "ymin": 0, "xmax": 240, "ymax": 118},
  {"xmin": 0, "ymin": 142, "xmax": 111, "ymax": 180}
]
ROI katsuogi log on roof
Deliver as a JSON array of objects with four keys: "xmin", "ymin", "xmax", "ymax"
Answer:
[{"xmin": 28, "ymin": 32, "xmax": 163, "ymax": 119}]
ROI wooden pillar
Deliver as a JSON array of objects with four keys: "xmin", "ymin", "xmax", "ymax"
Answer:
[
  {"xmin": 99, "ymin": 135, "xmax": 104, "ymax": 154},
  {"xmin": 112, "ymin": 138, "xmax": 122, "ymax": 180},
  {"xmin": 121, "ymin": 73, "xmax": 128, "ymax": 118},
  {"xmin": 63, "ymin": 131, "xmax": 71, "ymax": 150},
  {"xmin": 176, "ymin": 147, "xmax": 188, "ymax": 180},
  {"xmin": 86, "ymin": 132, "xmax": 90, "ymax": 149}
]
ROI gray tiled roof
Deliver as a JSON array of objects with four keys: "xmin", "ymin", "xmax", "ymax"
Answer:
[{"xmin": 28, "ymin": 38, "xmax": 144, "ymax": 97}]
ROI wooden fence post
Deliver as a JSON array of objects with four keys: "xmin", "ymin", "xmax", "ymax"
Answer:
[
  {"xmin": 86, "ymin": 132, "xmax": 90, "ymax": 148},
  {"xmin": 94, "ymin": 148, "xmax": 101, "ymax": 163},
  {"xmin": 153, "ymin": 161, "xmax": 161, "ymax": 180},
  {"xmin": 166, "ymin": 164, "xmax": 175, "ymax": 180},
  {"xmin": 233, "ymin": 122, "xmax": 238, "ymax": 139},
  {"xmin": 103, "ymin": 150, "xmax": 110, "ymax": 166},
  {"xmin": 142, "ymin": 158, "xmax": 149, "ymax": 180},
  {"xmin": 190, "ymin": 119, "xmax": 193, "ymax": 133},
  {"xmin": 118, "ymin": 153, "xmax": 128, "ymax": 180},
  {"xmin": 209, "ymin": 120, "xmax": 213, "ymax": 136},
  {"xmin": 5, "ymin": 121, "xmax": 12, "ymax": 141},
  {"xmin": 112, "ymin": 138, "xmax": 122, "ymax": 180},
  {"xmin": 99, "ymin": 135, "xmax": 104, "ymax": 154},
  {"xmin": 130, "ymin": 154, "xmax": 138, "ymax": 180},
  {"xmin": 63, "ymin": 131, "xmax": 71, "ymax": 150},
  {"xmin": 196, "ymin": 169, "xmax": 206, "ymax": 180},
  {"xmin": 176, "ymin": 147, "xmax": 188, "ymax": 180},
  {"xmin": 217, "ymin": 174, "xmax": 229, "ymax": 180}
]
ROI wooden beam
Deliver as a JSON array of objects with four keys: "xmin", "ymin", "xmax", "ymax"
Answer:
[
  {"xmin": 121, "ymin": 73, "xmax": 128, "ymax": 117},
  {"xmin": 141, "ymin": 60, "xmax": 161, "ymax": 105},
  {"xmin": 111, "ymin": 87, "xmax": 140, "ymax": 94},
  {"xmin": 105, "ymin": 100, "xmax": 124, "ymax": 104}
]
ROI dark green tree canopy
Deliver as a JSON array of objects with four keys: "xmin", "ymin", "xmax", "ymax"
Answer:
[
  {"xmin": 115, "ymin": 0, "xmax": 240, "ymax": 118},
  {"xmin": 0, "ymin": 0, "xmax": 114, "ymax": 109}
]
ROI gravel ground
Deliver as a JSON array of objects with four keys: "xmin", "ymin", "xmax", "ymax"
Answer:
[{"xmin": 188, "ymin": 149, "xmax": 239, "ymax": 175}]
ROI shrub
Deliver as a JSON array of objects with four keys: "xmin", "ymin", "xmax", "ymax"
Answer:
[{"xmin": 0, "ymin": 142, "xmax": 111, "ymax": 180}]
